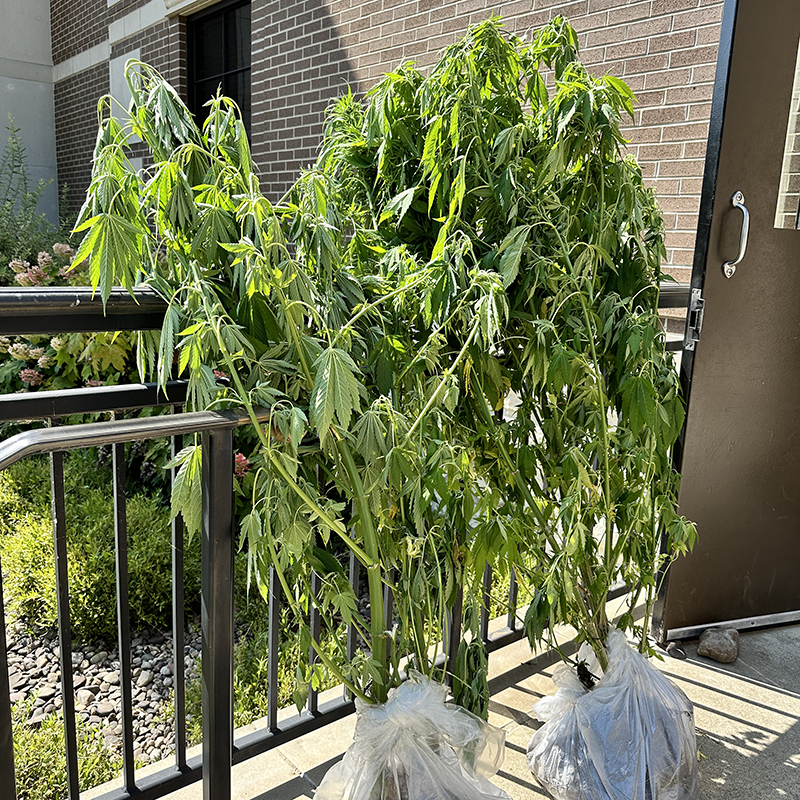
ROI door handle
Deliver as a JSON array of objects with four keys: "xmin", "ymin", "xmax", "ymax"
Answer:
[{"xmin": 722, "ymin": 191, "xmax": 749, "ymax": 278}]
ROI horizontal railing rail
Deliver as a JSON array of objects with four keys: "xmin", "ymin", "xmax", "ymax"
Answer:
[
  {"xmin": 0, "ymin": 282, "xmax": 691, "ymax": 332},
  {"xmin": 658, "ymin": 282, "xmax": 691, "ymax": 309},
  {"xmin": 0, "ymin": 287, "xmax": 167, "ymax": 334},
  {"xmin": 0, "ymin": 380, "xmax": 189, "ymax": 422}
]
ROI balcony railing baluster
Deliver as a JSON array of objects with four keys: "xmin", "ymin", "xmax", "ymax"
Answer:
[
  {"xmin": 267, "ymin": 566, "xmax": 280, "ymax": 733},
  {"xmin": 308, "ymin": 571, "xmax": 322, "ymax": 715},
  {"xmin": 50, "ymin": 438, "xmax": 80, "ymax": 799},
  {"xmin": 200, "ymin": 427, "xmax": 235, "ymax": 800},
  {"xmin": 507, "ymin": 568, "xmax": 519, "ymax": 631},
  {"xmin": 171, "ymin": 425, "xmax": 187, "ymax": 771},
  {"xmin": 480, "ymin": 564, "xmax": 493, "ymax": 645},
  {"xmin": 113, "ymin": 435, "xmax": 137, "ymax": 791}
]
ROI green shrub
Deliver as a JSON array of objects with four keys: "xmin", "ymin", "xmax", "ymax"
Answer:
[
  {"xmin": 0, "ymin": 118, "xmax": 65, "ymax": 282},
  {"xmin": 0, "ymin": 450, "xmax": 201, "ymax": 642},
  {"xmin": 13, "ymin": 701, "xmax": 122, "ymax": 799},
  {"xmin": 1, "ymin": 514, "xmax": 57, "ymax": 628}
]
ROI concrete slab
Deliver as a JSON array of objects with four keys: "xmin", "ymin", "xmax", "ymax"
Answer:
[
  {"xmin": 652, "ymin": 625, "xmax": 800, "ymax": 800},
  {"xmin": 83, "ymin": 623, "xmax": 800, "ymax": 800}
]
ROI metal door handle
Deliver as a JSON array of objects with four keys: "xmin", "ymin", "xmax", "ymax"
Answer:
[{"xmin": 722, "ymin": 191, "xmax": 749, "ymax": 278}]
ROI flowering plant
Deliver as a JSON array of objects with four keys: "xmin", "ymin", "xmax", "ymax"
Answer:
[{"xmin": 0, "ymin": 243, "xmax": 136, "ymax": 395}]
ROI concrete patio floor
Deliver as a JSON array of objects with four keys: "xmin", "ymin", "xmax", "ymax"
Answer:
[{"xmin": 123, "ymin": 619, "xmax": 800, "ymax": 800}]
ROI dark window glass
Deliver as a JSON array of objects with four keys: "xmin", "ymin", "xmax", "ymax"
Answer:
[{"xmin": 188, "ymin": 1, "xmax": 251, "ymax": 135}]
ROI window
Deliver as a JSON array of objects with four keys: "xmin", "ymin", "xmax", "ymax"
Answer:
[{"xmin": 188, "ymin": 0, "xmax": 251, "ymax": 135}]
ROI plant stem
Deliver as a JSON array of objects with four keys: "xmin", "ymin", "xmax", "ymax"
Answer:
[
  {"xmin": 404, "ymin": 321, "xmax": 480, "ymax": 443},
  {"xmin": 335, "ymin": 432, "xmax": 388, "ymax": 703}
]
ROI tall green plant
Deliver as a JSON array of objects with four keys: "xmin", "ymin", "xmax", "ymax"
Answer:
[
  {"xmin": 75, "ymin": 15, "xmax": 696, "ymax": 697},
  {"xmin": 0, "ymin": 117, "xmax": 63, "ymax": 280},
  {"xmin": 314, "ymin": 17, "xmax": 696, "ymax": 669},
  {"xmin": 74, "ymin": 65, "xmax": 489, "ymax": 707}
]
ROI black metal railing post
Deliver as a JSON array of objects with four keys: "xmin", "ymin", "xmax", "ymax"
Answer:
[
  {"xmin": 0, "ymin": 553, "xmax": 16, "ymax": 800},
  {"xmin": 201, "ymin": 427, "xmax": 235, "ymax": 800},
  {"xmin": 507, "ymin": 568, "xmax": 518, "ymax": 631},
  {"xmin": 267, "ymin": 567, "xmax": 280, "ymax": 732},
  {"xmin": 480, "ymin": 564, "xmax": 493, "ymax": 644},
  {"xmin": 113, "ymin": 437, "xmax": 136, "ymax": 791},
  {"xmin": 308, "ymin": 572, "xmax": 322, "ymax": 715},
  {"xmin": 171, "ymin": 427, "xmax": 187, "ymax": 770},
  {"xmin": 50, "ymin": 441, "xmax": 80, "ymax": 799}
]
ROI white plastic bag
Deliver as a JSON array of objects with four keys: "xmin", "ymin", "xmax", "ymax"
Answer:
[
  {"xmin": 316, "ymin": 671, "xmax": 511, "ymax": 800},
  {"xmin": 527, "ymin": 629, "xmax": 699, "ymax": 800}
]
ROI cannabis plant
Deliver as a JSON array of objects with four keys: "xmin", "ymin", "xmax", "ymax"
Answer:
[
  {"xmin": 75, "ymin": 15, "xmax": 695, "ymax": 700},
  {"xmin": 313, "ymin": 17, "xmax": 696, "ymax": 669},
  {"xmin": 73, "ymin": 62, "xmax": 492, "ymax": 707}
]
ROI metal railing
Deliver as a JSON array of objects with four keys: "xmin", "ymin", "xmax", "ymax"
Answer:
[{"xmin": 0, "ymin": 283, "xmax": 689, "ymax": 800}]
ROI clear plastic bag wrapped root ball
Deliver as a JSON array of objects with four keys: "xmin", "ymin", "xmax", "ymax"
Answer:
[
  {"xmin": 527, "ymin": 629, "xmax": 699, "ymax": 800},
  {"xmin": 316, "ymin": 671, "xmax": 512, "ymax": 800}
]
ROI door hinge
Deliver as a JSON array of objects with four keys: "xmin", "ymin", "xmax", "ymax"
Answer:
[{"xmin": 684, "ymin": 288, "xmax": 705, "ymax": 351}]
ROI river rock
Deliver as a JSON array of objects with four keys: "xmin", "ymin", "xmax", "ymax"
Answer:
[
  {"xmin": 698, "ymin": 627, "xmax": 739, "ymax": 663},
  {"xmin": 37, "ymin": 685, "xmax": 57, "ymax": 700},
  {"xmin": 95, "ymin": 702, "xmax": 115, "ymax": 717},
  {"xmin": 137, "ymin": 670, "xmax": 154, "ymax": 688}
]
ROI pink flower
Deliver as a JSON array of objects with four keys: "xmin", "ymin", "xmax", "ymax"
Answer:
[
  {"xmin": 37, "ymin": 251, "xmax": 53, "ymax": 268},
  {"xmin": 213, "ymin": 369, "xmax": 228, "ymax": 379},
  {"xmin": 86, "ymin": 379, "xmax": 103, "ymax": 387},
  {"xmin": 234, "ymin": 452, "xmax": 250, "ymax": 478},
  {"xmin": 8, "ymin": 259, "xmax": 29, "ymax": 274},
  {"xmin": 30, "ymin": 266, "xmax": 48, "ymax": 285},
  {"xmin": 53, "ymin": 243, "xmax": 74, "ymax": 258},
  {"xmin": 19, "ymin": 369, "xmax": 43, "ymax": 386},
  {"xmin": 16, "ymin": 266, "xmax": 48, "ymax": 286}
]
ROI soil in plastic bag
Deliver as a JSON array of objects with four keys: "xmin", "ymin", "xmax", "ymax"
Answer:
[
  {"xmin": 316, "ymin": 671, "xmax": 511, "ymax": 800},
  {"xmin": 527, "ymin": 629, "xmax": 699, "ymax": 800}
]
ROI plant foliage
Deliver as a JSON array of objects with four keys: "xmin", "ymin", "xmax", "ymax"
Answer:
[{"xmin": 75, "ymin": 17, "xmax": 694, "ymax": 699}]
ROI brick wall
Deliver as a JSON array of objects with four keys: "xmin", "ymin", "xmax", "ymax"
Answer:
[
  {"xmin": 775, "ymin": 49, "xmax": 800, "ymax": 230},
  {"xmin": 250, "ymin": 0, "xmax": 361, "ymax": 192},
  {"xmin": 111, "ymin": 18, "xmax": 186, "ymax": 91},
  {"xmin": 50, "ymin": 0, "xmax": 108, "ymax": 63},
  {"xmin": 50, "ymin": 0, "xmax": 726, "ymax": 291},
  {"xmin": 53, "ymin": 62, "xmax": 110, "ymax": 213}
]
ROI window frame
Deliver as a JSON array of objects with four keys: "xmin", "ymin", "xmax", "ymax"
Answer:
[{"xmin": 187, "ymin": 0, "xmax": 251, "ymax": 134}]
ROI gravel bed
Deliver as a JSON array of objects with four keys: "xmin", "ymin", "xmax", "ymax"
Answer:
[{"xmin": 6, "ymin": 621, "xmax": 202, "ymax": 764}]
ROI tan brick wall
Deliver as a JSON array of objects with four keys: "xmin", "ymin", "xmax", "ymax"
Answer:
[{"xmin": 50, "ymin": 0, "xmax": 726, "ymax": 286}]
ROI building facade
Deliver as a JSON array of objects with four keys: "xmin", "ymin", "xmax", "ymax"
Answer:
[
  {"xmin": 0, "ymin": 0, "xmax": 59, "ymax": 222},
  {"xmin": 46, "ymin": 0, "xmax": 728, "ymax": 293}
]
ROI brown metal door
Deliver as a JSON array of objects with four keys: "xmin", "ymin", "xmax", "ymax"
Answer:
[{"xmin": 657, "ymin": 0, "xmax": 800, "ymax": 639}]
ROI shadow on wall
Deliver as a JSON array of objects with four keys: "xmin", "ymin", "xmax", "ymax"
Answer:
[{"xmin": 251, "ymin": 0, "xmax": 361, "ymax": 200}]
